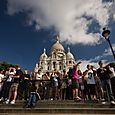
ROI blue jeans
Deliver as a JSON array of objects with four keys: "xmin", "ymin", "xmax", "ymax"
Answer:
[
  {"xmin": 28, "ymin": 93, "xmax": 37, "ymax": 106},
  {"xmin": 101, "ymin": 79, "xmax": 114, "ymax": 101}
]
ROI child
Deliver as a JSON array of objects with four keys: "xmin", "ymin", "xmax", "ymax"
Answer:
[{"xmin": 26, "ymin": 82, "xmax": 41, "ymax": 108}]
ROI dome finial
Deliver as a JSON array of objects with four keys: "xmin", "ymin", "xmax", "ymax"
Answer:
[
  {"xmin": 51, "ymin": 35, "xmax": 64, "ymax": 52},
  {"xmin": 67, "ymin": 47, "xmax": 74, "ymax": 59},
  {"xmin": 68, "ymin": 47, "xmax": 70, "ymax": 53},
  {"xmin": 56, "ymin": 36, "xmax": 60, "ymax": 43},
  {"xmin": 43, "ymin": 48, "xmax": 46, "ymax": 53}
]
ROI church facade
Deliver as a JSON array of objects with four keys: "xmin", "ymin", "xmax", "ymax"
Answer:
[{"xmin": 34, "ymin": 37, "xmax": 75, "ymax": 73}]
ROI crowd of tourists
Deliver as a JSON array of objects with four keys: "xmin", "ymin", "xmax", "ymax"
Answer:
[{"xmin": 0, "ymin": 61, "xmax": 115, "ymax": 107}]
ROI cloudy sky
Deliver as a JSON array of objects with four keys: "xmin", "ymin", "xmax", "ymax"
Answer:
[{"xmin": 0, "ymin": 0, "xmax": 115, "ymax": 72}]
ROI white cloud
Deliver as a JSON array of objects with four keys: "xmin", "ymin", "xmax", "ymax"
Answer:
[
  {"xmin": 84, "ymin": 44, "xmax": 115, "ymax": 62},
  {"xmin": 110, "ymin": 0, "xmax": 115, "ymax": 20},
  {"xmin": 76, "ymin": 59, "xmax": 98, "ymax": 72},
  {"xmin": 77, "ymin": 58, "xmax": 109, "ymax": 72},
  {"xmin": 7, "ymin": 0, "xmax": 115, "ymax": 45},
  {"xmin": 104, "ymin": 43, "xmax": 115, "ymax": 56}
]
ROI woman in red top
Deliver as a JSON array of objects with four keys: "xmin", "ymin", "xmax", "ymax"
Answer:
[{"xmin": 72, "ymin": 62, "xmax": 82, "ymax": 101}]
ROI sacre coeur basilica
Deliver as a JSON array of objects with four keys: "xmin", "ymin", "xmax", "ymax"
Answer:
[{"xmin": 34, "ymin": 36, "xmax": 75, "ymax": 73}]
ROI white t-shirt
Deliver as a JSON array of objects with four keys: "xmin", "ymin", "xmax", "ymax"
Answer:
[
  {"xmin": 109, "ymin": 67, "xmax": 115, "ymax": 78},
  {"xmin": 35, "ymin": 73, "xmax": 42, "ymax": 80},
  {"xmin": 7, "ymin": 75, "xmax": 13, "ymax": 82},
  {"xmin": 87, "ymin": 70, "xmax": 96, "ymax": 85},
  {"xmin": 0, "ymin": 74, "xmax": 4, "ymax": 82}
]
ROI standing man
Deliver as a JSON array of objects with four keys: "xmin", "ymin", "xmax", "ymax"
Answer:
[
  {"xmin": 23, "ymin": 70, "xmax": 30, "ymax": 100},
  {"xmin": 97, "ymin": 61, "xmax": 115, "ymax": 105},
  {"xmin": 6, "ymin": 65, "xmax": 23, "ymax": 104}
]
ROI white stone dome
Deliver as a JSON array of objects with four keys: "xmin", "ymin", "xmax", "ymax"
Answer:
[
  {"xmin": 66, "ymin": 47, "xmax": 74, "ymax": 59},
  {"xmin": 51, "ymin": 37, "xmax": 64, "ymax": 52}
]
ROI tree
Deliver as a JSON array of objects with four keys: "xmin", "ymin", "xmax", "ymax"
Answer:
[
  {"xmin": 109, "ymin": 62, "xmax": 115, "ymax": 67},
  {"xmin": 0, "ymin": 61, "xmax": 17, "ymax": 71}
]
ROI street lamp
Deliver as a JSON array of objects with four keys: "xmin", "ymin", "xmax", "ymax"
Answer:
[{"xmin": 102, "ymin": 28, "xmax": 115, "ymax": 60}]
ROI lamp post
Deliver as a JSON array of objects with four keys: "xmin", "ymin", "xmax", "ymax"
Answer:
[{"xmin": 102, "ymin": 28, "xmax": 115, "ymax": 60}]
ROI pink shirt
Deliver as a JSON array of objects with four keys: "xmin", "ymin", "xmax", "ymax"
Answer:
[{"xmin": 72, "ymin": 69, "xmax": 80, "ymax": 79}]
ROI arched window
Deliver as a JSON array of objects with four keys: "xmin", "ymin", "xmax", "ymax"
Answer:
[
  {"xmin": 59, "ymin": 66, "xmax": 62, "ymax": 70},
  {"xmin": 59, "ymin": 62, "xmax": 62, "ymax": 65},
  {"xmin": 53, "ymin": 53, "xmax": 56, "ymax": 58},
  {"xmin": 69, "ymin": 61, "xmax": 71, "ymax": 64},
  {"xmin": 48, "ymin": 66, "xmax": 50, "ymax": 70},
  {"xmin": 53, "ymin": 62, "xmax": 56, "ymax": 69}
]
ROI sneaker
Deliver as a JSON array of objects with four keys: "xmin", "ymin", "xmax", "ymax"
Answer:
[
  {"xmin": 111, "ymin": 101, "xmax": 115, "ymax": 105},
  {"xmin": 5, "ymin": 99, "xmax": 10, "ymax": 104},
  {"xmin": 0, "ymin": 97, "xmax": 3, "ymax": 102},
  {"xmin": 74, "ymin": 97, "xmax": 82, "ymax": 102},
  {"xmin": 76, "ymin": 96, "xmax": 82, "ymax": 101},
  {"xmin": 50, "ymin": 98, "xmax": 53, "ymax": 101},
  {"xmin": 101, "ymin": 101, "xmax": 106, "ymax": 104},
  {"xmin": 101, "ymin": 98, "xmax": 105, "ymax": 101},
  {"xmin": 5, "ymin": 98, "xmax": 8, "ymax": 101},
  {"xmin": 10, "ymin": 100, "xmax": 15, "ymax": 104}
]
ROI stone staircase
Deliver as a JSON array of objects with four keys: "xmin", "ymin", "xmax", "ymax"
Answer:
[{"xmin": 0, "ymin": 100, "xmax": 115, "ymax": 114}]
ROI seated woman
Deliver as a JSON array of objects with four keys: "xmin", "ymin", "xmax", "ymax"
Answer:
[{"xmin": 26, "ymin": 82, "xmax": 41, "ymax": 108}]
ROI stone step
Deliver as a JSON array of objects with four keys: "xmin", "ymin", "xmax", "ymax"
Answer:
[
  {"xmin": 0, "ymin": 108, "xmax": 115, "ymax": 114},
  {"xmin": 0, "ymin": 103, "xmax": 114, "ymax": 108},
  {"xmin": 0, "ymin": 100, "xmax": 115, "ymax": 114},
  {"xmin": 0, "ymin": 100, "xmax": 114, "ymax": 108}
]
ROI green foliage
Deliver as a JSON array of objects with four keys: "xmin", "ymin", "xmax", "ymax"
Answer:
[
  {"xmin": 0, "ymin": 61, "xmax": 17, "ymax": 71},
  {"xmin": 109, "ymin": 62, "xmax": 115, "ymax": 67}
]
